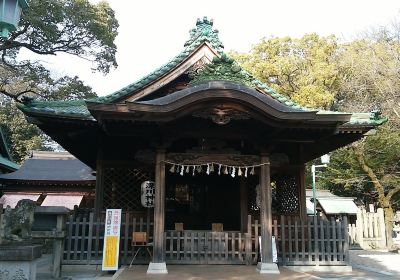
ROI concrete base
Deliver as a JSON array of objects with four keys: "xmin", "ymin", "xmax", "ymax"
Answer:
[
  {"xmin": 285, "ymin": 265, "xmax": 353, "ymax": 273},
  {"xmin": 0, "ymin": 260, "xmax": 38, "ymax": 280},
  {"xmin": 256, "ymin": 262, "xmax": 280, "ymax": 274},
  {"xmin": 147, "ymin": 262, "xmax": 168, "ymax": 274}
]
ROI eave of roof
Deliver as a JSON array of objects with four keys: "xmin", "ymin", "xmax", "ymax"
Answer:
[
  {"xmin": 15, "ymin": 17, "xmax": 387, "ymax": 130},
  {"xmin": 0, "ymin": 155, "xmax": 19, "ymax": 171}
]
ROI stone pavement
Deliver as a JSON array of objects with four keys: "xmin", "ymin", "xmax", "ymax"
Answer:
[
  {"xmin": 349, "ymin": 249, "xmax": 400, "ymax": 276},
  {"xmin": 36, "ymin": 250, "xmax": 400, "ymax": 280},
  {"xmin": 115, "ymin": 265, "xmax": 399, "ymax": 280}
]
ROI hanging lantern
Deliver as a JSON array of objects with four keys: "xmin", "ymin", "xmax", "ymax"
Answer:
[
  {"xmin": 218, "ymin": 164, "xmax": 222, "ymax": 175},
  {"xmin": 245, "ymin": 167, "xmax": 248, "ymax": 177},
  {"xmin": 169, "ymin": 164, "xmax": 175, "ymax": 173},
  {"xmin": 206, "ymin": 164, "xmax": 210, "ymax": 175},
  {"xmin": 231, "ymin": 167, "xmax": 236, "ymax": 178},
  {"xmin": 0, "ymin": 0, "xmax": 28, "ymax": 38},
  {"xmin": 186, "ymin": 165, "xmax": 190, "ymax": 173},
  {"xmin": 223, "ymin": 166, "xmax": 229, "ymax": 175},
  {"xmin": 192, "ymin": 166, "xmax": 195, "ymax": 176},
  {"xmin": 196, "ymin": 165, "xmax": 202, "ymax": 173},
  {"xmin": 180, "ymin": 165, "xmax": 184, "ymax": 176},
  {"xmin": 210, "ymin": 163, "xmax": 214, "ymax": 173},
  {"xmin": 238, "ymin": 167, "xmax": 242, "ymax": 176},
  {"xmin": 250, "ymin": 166, "xmax": 255, "ymax": 175}
]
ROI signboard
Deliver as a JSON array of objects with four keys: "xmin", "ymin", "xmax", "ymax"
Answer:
[
  {"xmin": 102, "ymin": 209, "xmax": 122, "ymax": 271},
  {"xmin": 141, "ymin": 181, "xmax": 155, "ymax": 208},
  {"xmin": 258, "ymin": 235, "xmax": 278, "ymax": 263}
]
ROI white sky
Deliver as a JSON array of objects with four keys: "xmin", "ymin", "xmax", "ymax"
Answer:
[{"xmin": 20, "ymin": 0, "xmax": 400, "ymax": 96}]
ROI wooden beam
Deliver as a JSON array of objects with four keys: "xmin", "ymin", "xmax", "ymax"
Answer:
[
  {"xmin": 259, "ymin": 154, "xmax": 273, "ymax": 263},
  {"xmin": 152, "ymin": 149, "xmax": 166, "ymax": 263}
]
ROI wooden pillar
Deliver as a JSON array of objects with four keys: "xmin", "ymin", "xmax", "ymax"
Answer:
[
  {"xmin": 94, "ymin": 140, "xmax": 104, "ymax": 218},
  {"xmin": 257, "ymin": 154, "xmax": 279, "ymax": 273},
  {"xmin": 259, "ymin": 154, "xmax": 272, "ymax": 263},
  {"xmin": 240, "ymin": 178, "xmax": 248, "ymax": 232},
  {"xmin": 148, "ymin": 149, "xmax": 168, "ymax": 274},
  {"xmin": 298, "ymin": 164, "xmax": 307, "ymax": 221}
]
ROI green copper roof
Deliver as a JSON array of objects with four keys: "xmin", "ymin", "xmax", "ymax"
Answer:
[
  {"xmin": 17, "ymin": 99, "xmax": 93, "ymax": 120},
  {"xmin": 16, "ymin": 17, "xmax": 387, "ymax": 129},
  {"xmin": 95, "ymin": 17, "xmax": 225, "ymax": 103},
  {"xmin": 189, "ymin": 53, "xmax": 308, "ymax": 110},
  {"xmin": 346, "ymin": 111, "xmax": 387, "ymax": 126},
  {"xmin": 0, "ymin": 155, "xmax": 19, "ymax": 171}
]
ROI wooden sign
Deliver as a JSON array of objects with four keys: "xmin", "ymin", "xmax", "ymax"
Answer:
[
  {"xmin": 102, "ymin": 209, "xmax": 122, "ymax": 271},
  {"xmin": 141, "ymin": 181, "xmax": 155, "ymax": 208}
]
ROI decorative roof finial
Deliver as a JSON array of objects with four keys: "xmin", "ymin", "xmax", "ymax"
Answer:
[{"xmin": 184, "ymin": 16, "xmax": 224, "ymax": 52}]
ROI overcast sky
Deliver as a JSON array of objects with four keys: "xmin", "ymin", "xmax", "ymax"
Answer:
[{"xmin": 21, "ymin": 0, "xmax": 400, "ymax": 96}]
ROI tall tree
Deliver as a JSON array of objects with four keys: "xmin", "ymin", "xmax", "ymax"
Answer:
[
  {"xmin": 230, "ymin": 33, "xmax": 340, "ymax": 109},
  {"xmin": 0, "ymin": 0, "xmax": 118, "ymax": 162},
  {"xmin": 321, "ymin": 26, "xmax": 400, "ymax": 248}
]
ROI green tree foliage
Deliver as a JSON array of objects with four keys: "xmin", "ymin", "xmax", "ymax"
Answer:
[
  {"xmin": 230, "ymin": 33, "xmax": 340, "ymax": 109},
  {"xmin": 0, "ymin": 0, "xmax": 118, "ymax": 162},
  {"xmin": 320, "ymin": 27, "xmax": 400, "ymax": 248},
  {"xmin": 233, "ymin": 26, "xmax": 400, "ymax": 248}
]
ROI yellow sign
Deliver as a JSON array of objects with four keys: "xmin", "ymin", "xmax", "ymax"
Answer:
[{"xmin": 102, "ymin": 209, "xmax": 121, "ymax": 271}]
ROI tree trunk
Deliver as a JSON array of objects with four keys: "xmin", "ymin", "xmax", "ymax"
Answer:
[
  {"xmin": 383, "ymin": 205, "xmax": 394, "ymax": 249},
  {"xmin": 353, "ymin": 145, "xmax": 394, "ymax": 249}
]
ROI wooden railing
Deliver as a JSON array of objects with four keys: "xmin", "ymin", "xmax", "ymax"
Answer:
[
  {"xmin": 63, "ymin": 212, "xmax": 153, "ymax": 265},
  {"xmin": 348, "ymin": 208, "xmax": 386, "ymax": 249},
  {"xmin": 61, "ymin": 212, "xmax": 350, "ymax": 266},
  {"xmin": 249, "ymin": 215, "xmax": 350, "ymax": 266},
  {"xmin": 165, "ymin": 230, "xmax": 247, "ymax": 264}
]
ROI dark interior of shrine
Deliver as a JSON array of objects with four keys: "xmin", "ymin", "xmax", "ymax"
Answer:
[{"xmin": 165, "ymin": 172, "xmax": 241, "ymax": 231}]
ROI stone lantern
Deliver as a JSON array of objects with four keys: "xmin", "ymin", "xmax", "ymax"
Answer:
[{"xmin": 0, "ymin": 0, "xmax": 28, "ymax": 38}]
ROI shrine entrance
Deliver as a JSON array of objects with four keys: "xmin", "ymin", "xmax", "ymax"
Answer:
[{"xmin": 165, "ymin": 173, "xmax": 241, "ymax": 231}]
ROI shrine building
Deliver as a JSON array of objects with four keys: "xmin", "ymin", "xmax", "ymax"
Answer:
[{"xmin": 17, "ymin": 17, "xmax": 386, "ymax": 274}]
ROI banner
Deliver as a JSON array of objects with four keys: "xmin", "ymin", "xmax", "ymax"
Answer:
[
  {"xmin": 258, "ymin": 235, "xmax": 278, "ymax": 263},
  {"xmin": 102, "ymin": 209, "xmax": 122, "ymax": 271}
]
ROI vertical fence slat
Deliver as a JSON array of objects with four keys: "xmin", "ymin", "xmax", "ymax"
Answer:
[
  {"xmin": 331, "ymin": 217, "xmax": 337, "ymax": 262},
  {"xmin": 343, "ymin": 216, "xmax": 350, "ymax": 264},
  {"xmin": 313, "ymin": 216, "xmax": 319, "ymax": 265},
  {"xmin": 87, "ymin": 213, "xmax": 94, "ymax": 263},
  {"xmin": 307, "ymin": 217, "xmax": 312, "ymax": 262},
  {"xmin": 80, "ymin": 217, "xmax": 87, "ymax": 261},
  {"xmin": 326, "ymin": 218, "xmax": 331, "ymax": 262},
  {"xmin": 67, "ymin": 215, "xmax": 73, "ymax": 261},
  {"xmin": 280, "ymin": 216, "xmax": 285, "ymax": 264},
  {"xmin": 300, "ymin": 219, "xmax": 305, "ymax": 261},
  {"xmin": 319, "ymin": 218, "xmax": 325, "ymax": 262},
  {"xmin": 294, "ymin": 218, "xmax": 299, "ymax": 261},
  {"xmin": 338, "ymin": 219, "xmax": 343, "ymax": 262},
  {"xmin": 95, "ymin": 215, "xmax": 101, "ymax": 258},
  {"xmin": 73, "ymin": 217, "xmax": 80, "ymax": 260}
]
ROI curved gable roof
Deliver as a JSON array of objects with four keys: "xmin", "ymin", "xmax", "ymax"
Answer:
[{"xmin": 17, "ymin": 17, "xmax": 387, "ymax": 130}]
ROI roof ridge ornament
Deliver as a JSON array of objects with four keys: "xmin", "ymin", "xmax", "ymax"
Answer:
[
  {"xmin": 189, "ymin": 53, "xmax": 255, "ymax": 88},
  {"xmin": 184, "ymin": 16, "xmax": 224, "ymax": 52}
]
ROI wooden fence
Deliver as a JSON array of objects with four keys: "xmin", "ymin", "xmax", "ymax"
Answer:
[
  {"xmin": 165, "ymin": 230, "xmax": 247, "ymax": 264},
  {"xmin": 348, "ymin": 208, "xmax": 386, "ymax": 249},
  {"xmin": 249, "ymin": 215, "xmax": 349, "ymax": 266},
  {"xmin": 63, "ymin": 212, "xmax": 153, "ymax": 265},
  {"xmin": 61, "ymin": 212, "xmax": 349, "ymax": 266}
]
